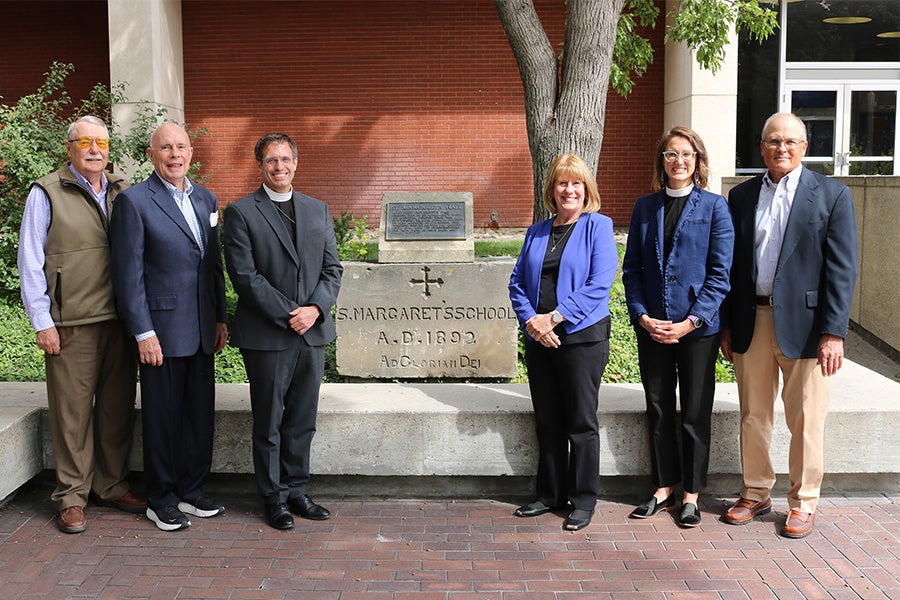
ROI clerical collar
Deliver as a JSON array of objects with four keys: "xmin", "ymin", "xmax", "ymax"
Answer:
[
  {"xmin": 263, "ymin": 184, "xmax": 292, "ymax": 202},
  {"xmin": 665, "ymin": 183, "xmax": 694, "ymax": 198}
]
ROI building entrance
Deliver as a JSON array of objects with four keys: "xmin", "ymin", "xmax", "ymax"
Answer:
[{"xmin": 787, "ymin": 85, "xmax": 899, "ymax": 176}]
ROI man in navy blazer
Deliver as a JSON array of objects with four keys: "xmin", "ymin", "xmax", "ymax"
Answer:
[
  {"xmin": 223, "ymin": 134, "xmax": 342, "ymax": 530},
  {"xmin": 720, "ymin": 113, "xmax": 857, "ymax": 538},
  {"xmin": 110, "ymin": 123, "xmax": 228, "ymax": 532}
]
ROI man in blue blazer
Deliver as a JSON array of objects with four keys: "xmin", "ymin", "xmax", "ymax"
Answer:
[
  {"xmin": 223, "ymin": 134, "xmax": 342, "ymax": 530},
  {"xmin": 110, "ymin": 123, "xmax": 229, "ymax": 532},
  {"xmin": 720, "ymin": 113, "xmax": 858, "ymax": 538}
]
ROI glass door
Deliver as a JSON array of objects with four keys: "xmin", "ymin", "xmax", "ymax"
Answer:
[
  {"xmin": 789, "ymin": 88, "xmax": 841, "ymax": 175},
  {"xmin": 787, "ymin": 85, "xmax": 899, "ymax": 175},
  {"xmin": 847, "ymin": 89, "xmax": 896, "ymax": 175}
]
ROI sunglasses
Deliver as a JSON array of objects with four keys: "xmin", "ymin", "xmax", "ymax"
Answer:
[{"xmin": 68, "ymin": 136, "xmax": 110, "ymax": 149}]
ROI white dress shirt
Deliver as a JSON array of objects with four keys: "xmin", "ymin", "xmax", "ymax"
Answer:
[{"xmin": 754, "ymin": 164, "xmax": 803, "ymax": 296}]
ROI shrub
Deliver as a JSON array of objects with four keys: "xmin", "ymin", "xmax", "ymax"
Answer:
[
  {"xmin": 0, "ymin": 61, "xmax": 207, "ymax": 300},
  {"xmin": 332, "ymin": 211, "xmax": 370, "ymax": 260},
  {"xmin": 0, "ymin": 299, "xmax": 46, "ymax": 381},
  {"xmin": 605, "ymin": 275, "xmax": 642, "ymax": 383},
  {"xmin": 0, "ymin": 62, "xmax": 110, "ymax": 297}
]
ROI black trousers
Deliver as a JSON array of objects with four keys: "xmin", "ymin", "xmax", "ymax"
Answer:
[
  {"xmin": 241, "ymin": 341, "xmax": 324, "ymax": 504},
  {"xmin": 139, "ymin": 348, "xmax": 215, "ymax": 510},
  {"xmin": 525, "ymin": 339, "xmax": 609, "ymax": 510},
  {"xmin": 636, "ymin": 332, "xmax": 720, "ymax": 493}
]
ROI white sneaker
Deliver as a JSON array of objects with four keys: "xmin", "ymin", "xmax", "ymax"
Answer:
[
  {"xmin": 178, "ymin": 495, "xmax": 225, "ymax": 518},
  {"xmin": 146, "ymin": 506, "xmax": 191, "ymax": 531}
]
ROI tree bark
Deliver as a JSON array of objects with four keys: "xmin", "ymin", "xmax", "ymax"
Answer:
[{"xmin": 495, "ymin": 0, "xmax": 625, "ymax": 223}]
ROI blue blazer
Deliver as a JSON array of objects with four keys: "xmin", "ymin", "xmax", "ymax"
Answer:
[
  {"xmin": 110, "ymin": 173, "xmax": 227, "ymax": 358},
  {"xmin": 723, "ymin": 168, "xmax": 857, "ymax": 358},
  {"xmin": 622, "ymin": 187, "xmax": 733, "ymax": 336},
  {"xmin": 508, "ymin": 212, "xmax": 617, "ymax": 340}
]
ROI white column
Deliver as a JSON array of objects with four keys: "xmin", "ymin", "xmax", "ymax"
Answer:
[
  {"xmin": 107, "ymin": 0, "xmax": 185, "ymax": 174},
  {"xmin": 663, "ymin": 0, "xmax": 739, "ymax": 195}
]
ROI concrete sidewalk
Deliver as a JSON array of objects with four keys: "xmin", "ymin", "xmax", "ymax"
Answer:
[{"xmin": 0, "ymin": 471, "xmax": 897, "ymax": 599}]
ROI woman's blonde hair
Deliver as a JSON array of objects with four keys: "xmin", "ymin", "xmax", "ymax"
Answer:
[{"xmin": 541, "ymin": 154, "xmax": 602, "ymax": 215}]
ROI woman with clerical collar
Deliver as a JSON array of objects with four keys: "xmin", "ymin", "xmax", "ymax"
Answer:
[{"xmin": 622, "ymin": 126, "xmax": 734, "ymax": 528}]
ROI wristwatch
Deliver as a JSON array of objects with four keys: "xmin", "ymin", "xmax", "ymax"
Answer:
[
  {"xmin": 688, "ymin": 315, "xmax": 703, "ymax": 329},
  {"xmin": 551, "ymin": 310, "xmax": 565, "ymax": 324}
]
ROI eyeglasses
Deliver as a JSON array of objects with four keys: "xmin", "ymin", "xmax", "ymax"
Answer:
[
  {"xmin": 763, "ymin": 138, "xmax": 804, "ymax": 150},
  {"xmin": 263, "ymin": 156, "xmax": 296, "ymax": 166},
  {"xmin": 68, "ymin": 136, "xmax": 110, "ymax": 149},
  {"xmin": 661, "ymin": 151, "xmax": 696, "ymax": 163}
]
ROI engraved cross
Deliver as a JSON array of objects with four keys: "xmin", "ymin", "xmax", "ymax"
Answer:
[{"xmin": 409, "ymin": 266, "xmax": 444, "ymax": 297}]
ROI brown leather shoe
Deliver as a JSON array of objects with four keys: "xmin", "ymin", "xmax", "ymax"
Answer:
[
  {"xmin": 95, "ymin": 490, "xmax": 148, "ymax": 514},
  {"xmin": 722, "ymin": 497, "xmax": 772, "ymax": 524},
  {"xmin": 781, "ymin": 510, "xmax": 815, "ymax": 538},
  {"xmin": 57, "ymin": 506, "xmax": 86, "ymax": 534}
]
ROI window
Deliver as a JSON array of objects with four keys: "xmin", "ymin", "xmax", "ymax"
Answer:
[
  {"xmin": 787, "ymin": 0, "xmax": 899, "ymax": 63},
  {"xmin": 736, "ymin": 0, "xmax": 900, "ymax": 175}
]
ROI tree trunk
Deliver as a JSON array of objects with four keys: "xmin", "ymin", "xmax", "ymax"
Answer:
[{"xmin": 495, "ymin": 0, "xmax": 624, "ymax": 223}]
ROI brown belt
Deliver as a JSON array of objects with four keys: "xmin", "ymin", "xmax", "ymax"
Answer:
[{"xmin": 756, "ymin": 295, "xmax": 773, "ymax": 306}]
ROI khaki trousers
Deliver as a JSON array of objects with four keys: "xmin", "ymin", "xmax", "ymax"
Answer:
[
  {"xmin": 733, "ymin": 306, "xmax": 830, "ymax": 514},
  {"xmin": 45, "ymin": 320, "xmax": 137, "ymax": 511}
]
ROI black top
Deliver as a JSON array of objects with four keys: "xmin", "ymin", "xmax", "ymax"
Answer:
[
  {"xmin": 663, "ymin": 192, "xmax": 688, "ymax": 260},
  {"xmin": 271, "ymin": 200, "xmax": 296, "ymax": 245}
]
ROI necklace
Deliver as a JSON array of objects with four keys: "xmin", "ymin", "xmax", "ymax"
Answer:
[
  {"xmin": 550, "ymin": 219, "xmax": 577, "ymax": 253},
  {"xmin": 273, "ymin": 202, "xmax": 295, "ymax": 225}
]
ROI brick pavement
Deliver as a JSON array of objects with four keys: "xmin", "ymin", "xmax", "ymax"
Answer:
[{"xmin": 1, "ymin": 475, "xmax": 897, "ymax": 599}]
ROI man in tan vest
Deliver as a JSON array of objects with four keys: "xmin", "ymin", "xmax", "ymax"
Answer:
[{"xmin": 17, "ymin": 116, "xmax": 146, "ymax": 533}]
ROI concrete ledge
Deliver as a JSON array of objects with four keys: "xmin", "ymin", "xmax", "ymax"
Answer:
[
  {"xmin": 0, "ymin": 385, "xmax": 46, "ymax": 503},
  {"xmin": 2, "ymin": 359, "xmax": 898, "ymax": 503}
]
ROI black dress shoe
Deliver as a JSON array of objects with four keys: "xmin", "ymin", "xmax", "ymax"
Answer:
[
  {"xmin": 564, "ymin": 508, "xmax": 593, "ymax": 531},
  {"xmin": 265, "ymin": 503, "xmax": 294, "ymax": 529},
  {"xmin": 679, "ymin": 502, "xmax": 701, "ymax": 528},
  {"xmin": 629, "ymin": 493, "xmax": 676, "ymax": 519},
  {"xmin": 287, "ymin": 494, "xmax": 331, "ymax": 520},
  {"xmin": 515, "ymin": 500, "xmax": 554, "ymax": 517}
]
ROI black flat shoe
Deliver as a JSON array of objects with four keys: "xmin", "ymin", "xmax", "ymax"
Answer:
[
  {"xmin": 564, "ymin": 508, "xmax": 593, "ymax": 531},
  {"xmin": 515, "ymin": 500, "xmax": 553, "ymax": 517},
  {"xmin": 287, "ymin": 494, "xmax": 331, "ymax": 521},
  {"xmin": 629, "ymin": 493, "xmax": 676, "ymax": 519},
  {"xmin": 265, "ymin": 502, "xmax": 294, "ymax": 530},
  {"xmin": 679, "ymin": 502, "xmax": 701, "ymax": 528}
]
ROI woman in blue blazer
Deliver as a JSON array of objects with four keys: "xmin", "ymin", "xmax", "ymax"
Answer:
[
  {"xmin": 622, "ymin": 127, "xmax": 734, "ymax": 527},
  {"xmin": 508, "ymin": 154, "xmax": 618, "ymax": 531}
]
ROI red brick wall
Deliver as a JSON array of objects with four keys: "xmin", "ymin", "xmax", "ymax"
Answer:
[
  {"xmin": 1, "ymin": 0, "xmax": 663, "ymax": 227},
  {"xmin": 182, "ymin": 0, "xmax": 664, "ymax": 227},
  {"xmin": 0, "ymin": 1, "xmax": 110, "ymax": 120}
]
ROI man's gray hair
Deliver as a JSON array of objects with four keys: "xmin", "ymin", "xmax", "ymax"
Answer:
[
  {"xmin": 67, "ymin": 115, "xmax": 109, "ymax": 140},
  {"xmin": 761, "ymin": 113, "xmax": 807, "ymax": 141}
]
